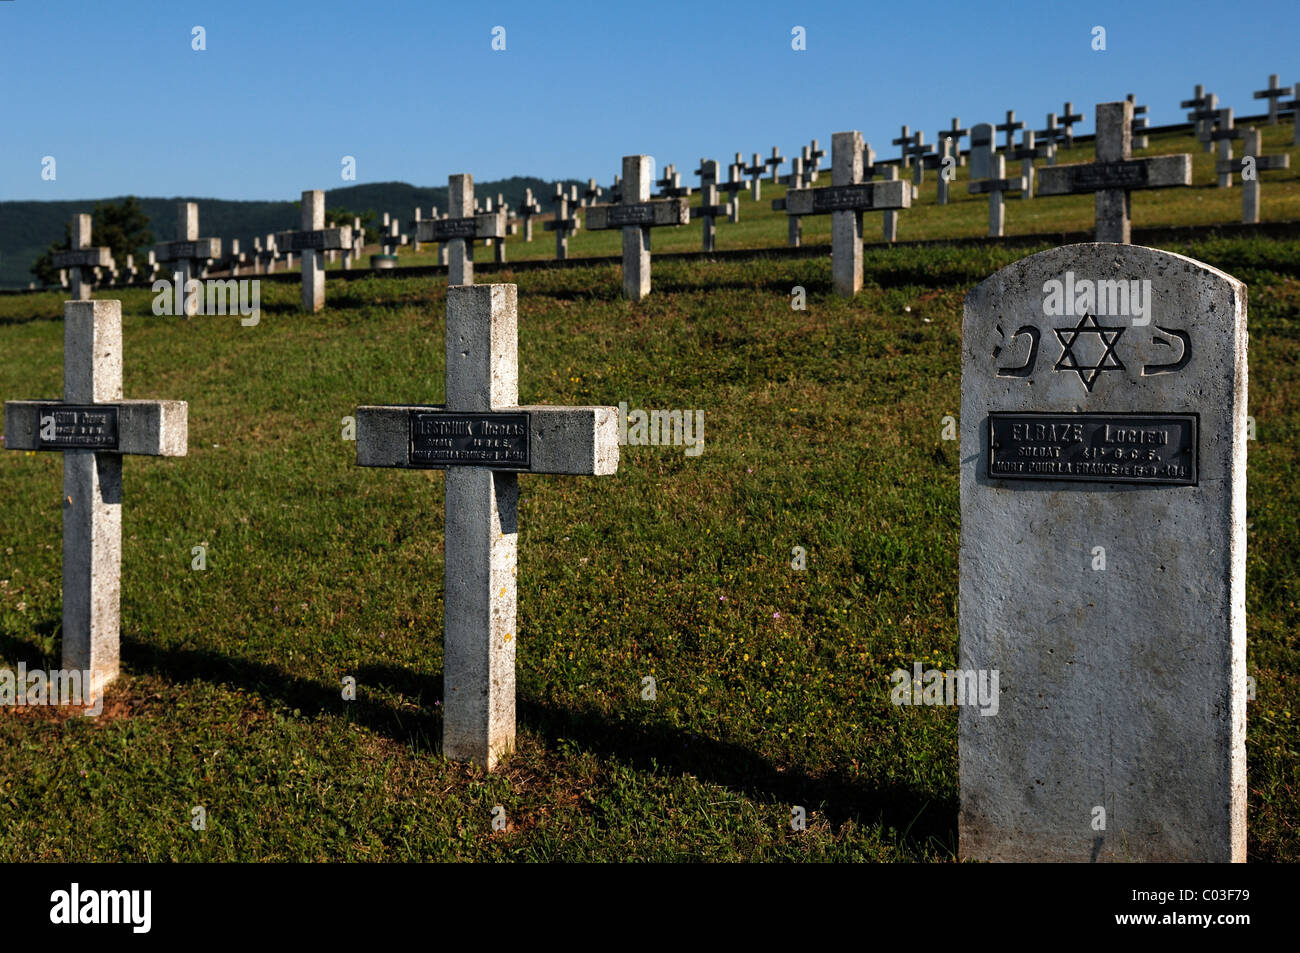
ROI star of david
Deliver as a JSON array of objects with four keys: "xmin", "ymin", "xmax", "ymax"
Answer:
[{"xmin": 1053, "ymin": 312, "xmax": 1125, "ymax": 391}]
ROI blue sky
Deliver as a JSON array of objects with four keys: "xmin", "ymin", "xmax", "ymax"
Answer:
[{"xmin": 1, "ymin": 0, "xmax": 1293, "ymax": 201}]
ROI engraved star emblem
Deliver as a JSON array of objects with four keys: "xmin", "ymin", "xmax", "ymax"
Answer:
[{"xmin": 1053, "ymin": 313, "xmax": 1125, "ymax": 392}]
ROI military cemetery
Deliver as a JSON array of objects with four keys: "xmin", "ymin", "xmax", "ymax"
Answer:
[{"xmin": 1, "ymin": 4, "xmax": 1297, "ymax": 890}]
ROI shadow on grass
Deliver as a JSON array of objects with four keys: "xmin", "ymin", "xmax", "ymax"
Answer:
[{"xmin": 0, "ymin": 628, "xmax": 956, "ymax": 854}]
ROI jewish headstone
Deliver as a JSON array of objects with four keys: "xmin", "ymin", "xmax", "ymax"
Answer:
[{"xmin": 959, "ymin": 242, "xmax": 1248, "ymax": 862}]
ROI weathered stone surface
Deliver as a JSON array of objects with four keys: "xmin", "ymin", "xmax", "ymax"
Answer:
[{"xmin": 959, "ymin": 243, "xmax": 1248, "ymax": 863}]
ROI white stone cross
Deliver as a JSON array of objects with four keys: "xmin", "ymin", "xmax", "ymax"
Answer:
[
  {"xmin": 584, "ymin": 156, "xmax": 691, "ymax": 301},
  {"xmin": 52, "ymin": 214, "xmax": 114, "ymax": 301},
  {"xmin": 1236, "ymin": 127, "xmax": 1291, "ymax": 223},
  {"xmin": 1059, "ymin": 101, "xmax": 1084, "ymax": 149},
  {"xmin": 543, "ymin": 183, "xmax": 581, "ymax": 260},
  {"xmin": 517, "ymin": 189, "xmax": 541, "ymax": 242},
  {"xmin": 415, "ymin": 175, "xmax": 506, "ymax": 285},
  {"xmin": 275, "ymin": 190, "xmax": 352, "ymax": 313},
  {"xmin": 355, "ymin": 284, "xmax": 618, "ymax": 769},
  {"xmin": 1038, "ymin": 101, "xmax": 1192, "ymax": 243},
  {"xmin": 4, "ymin": 299, "xmax": 188, "ymax": 698},
  {"xmin": 783, "ymin": 131, "xmax": 911, "ymax": 296},
  {"xmin": 1253, "ymin": 73, "xmax": 1294, "ymax": 125},
  {"xmin": 996, "ymin": 110, "xmax": 1024, "ymax": 153},
  {"xmin": 967, "ymin": 154, "xmax": 1027, "ymax": 237},
  {"xmin": 155, "ymin": 203, "xmax": 221, "ymax": 317},
  {"xmin": 764, "ymin": 145, "xmax": 784, "ymax": 183},
  {"xmin": 691, "ymin": 158, "xmax": 732, "ymax": 252}
]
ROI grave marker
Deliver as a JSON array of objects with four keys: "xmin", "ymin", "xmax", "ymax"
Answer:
[
  {"xmin": 1037, "ymin": 113, "xmax": 1062, "ymax": 165},
  {"xmin": 52, "ymin": 214, "xmax": 113, "ymax": 301},
  {"xmin": 1237, "ymin": 127, "xmax": 1290, "ymax": 223},
  {"xmin": 1181, "ymin": 84, "xmax": 1212, "ymax": 145},
  {"xmin": 585, "ymin": 155, "xmax": 690, "ymax": 301},
  {"xmin": 414, "ymin": 175, "xmax": 506, "ymax": 285},
  {"xmin": 543, "ymin": 183, "xmax": 581, "ymax": 260},
  {"xmin": 1011, "ymin": 129, "xmax": 1052, "ymax": 200},
  {"xmin": 997, "ymin": 109, "xmax": 1024, "ymax": 153},
  {"xmin": 959, "ymin": 242, "xmax": 1248, "ymax": 862},
  {"xmin": 1188, "ymin": 92, "xmax": 1220, "ymax": 153},
  {"xmin": 1252, "ymin": 73, "xmax": 1294, "ymax": 125},
  {"xmin": 1207, "ymin": 108, "xmax": 1244, "ymax": 187},
  {"xmin": 4, "ymin": 299, "xmax": 188, "ymax": 698},
  {"xmin": 692, "ymin": 158, "xmax": 732, "ymax": 252},
  {"xmin": 968, "ymin": 154, "xmax": 1027, "ymax": 237},
  {"xmin": 155, "ymin": 203, "xmax": 220, "ymax": 317},
  {"xmin": 969, "ymin": 123, "xmax": 995, "ymax": 179},
  {"xmin": 1126, "ymin": 94, "xmax": 1149, "ymax": 149},
  {"xmin": 1060, "ymin": 102, "xmax": 1084, "ymax": 149},
  {"xmin": 718, "ymin": 160, "xmax": 748, "ymax": 223},
  {"xmin": 744, "ymin": 153, "xmax": 766, "ymax": 201},
  {"xmin": 517, "ymin": 188, "xmax": 542, "ymax": 241},
  {"xmin": 783, "ymin": 130, "xmax": 911, "ymax": 296},
  {"xmin": 276, "ymin": 190, "xmax": 353, "ymax": 313},
  {"xmin": 1038, "ymin": 101, "xmax": 1192, "ymax": 243},
  {"xmin": 355, "ymin": 284, "xmax": 618, "ymax": 769},
  {"xmin": 765, "ymin": 146, "xmax": 784, "ymax": 183}
]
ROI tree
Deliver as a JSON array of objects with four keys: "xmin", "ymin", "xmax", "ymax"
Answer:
[{"xmin": 30, "ymin": 196, "xmax": 154, "ymax": 286}]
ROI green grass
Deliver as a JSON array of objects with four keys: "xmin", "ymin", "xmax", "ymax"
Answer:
[{"xmin": 1, "ymin": 172, "xmax": 1298, "ymax": 860}]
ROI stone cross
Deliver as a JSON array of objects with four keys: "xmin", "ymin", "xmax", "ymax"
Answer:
[
  {"xmin": 517, "ymin": 188, "xmax": 542, "ymax": 241},
  {"xmin": 355, "ymin": 284, "xmax": 618, "ymax": 770},
  {"xmin": 692, "ymin": 158, "xmax": 731, "ymax": 252},
  {"xmin": 481, "ymin": 197, "xmax": 507, "ymax": 264},
  {"xmin": 226, "ymin": 238, "xmax": 244, "ymax": 277},
  {"xmin": 996, "ymin": 110, "xmax": 1024, "ymax": 153},
  {"xmin": 1188, "ymin": 92, "xmax": 1220, "ymax": 153},
  {"xmin": 4, "ymin": 299, "xmax": 188, "ymax": 698},
  {"xmin": 656, "ymin": 166, "xmax": 691, "ymax": 199},
  {"xmin": 765, "ymin": 146, "xmax": 784, "ymax": 183},
  {"xmin": 969, "ymin": 122, "xmax": 995, "ymax": 179},
  {"xmin": 967, "ymin": 154, "xmax": 1027, "ymax": 237},
  {"xmin": 414, "ymin": 175, "xmax": 506, "ymax": 285},
  {"xmin": 410, "ymin": 208, "xmax": 424, "ymax": 252},
  {"xmin": 805, "ymin": 139, "xmax": 825, "ymax": 180},
  {"xmin": 931, "ymin": 135, "xmax": 959, "ymax": 205},
  {"xmin": 1235, "ymin": 127, "xmax": 1290, "ymax": 223},
  {"xmin": 1037, "ymin": 101, "xmax": 1192, "ymax": 243},
  {"xmin": 1206, "ymin": 108, "xmax": 1244, "ymax": 187},
  {"xmin": 52, "ymin": 214, "xmax": 113, "ymax": 301},
  {"xmin": 583, "ymin": 178, "xmax": 604, "ymax": 207},
  {"xmin": 543, "ymin": 183, "xmax": 581, "ymax": 260},
  {"xmin": 584, "ymin": 155, "xmax": 690, "ymax": 301},
  {"xmin": 1181, "ymin": 84, "xmax": 1213, "ymax": 144},
  {"xmin": 783, "ymin": 130, "xmax": 911, "ymax": 296},
  {"xmin": 276, "ymin": 190, "xmax": 353, "ymax": 313},
  {"xmin": 743, "ymin": 153, "xmax": 766, "ymax": 200},
  {"xmin": 904, "ymin": 132, "xmax": 934, "ymax": 188},
  {"xmin": 1283, "ymin": 90, "xmax": 1300, "ymax": 146},
  {"xmin": 938, "ymin": 118, "xmax": 969, "ymax": 172},
  {"xmin": 770, "ymin": 155, "xmax": 806, "ymax": 247},
  {"xmin": 1010, "ymin": 129, "xmax": 1052, "ymax": 199},
  {"xmin": 1037, "ymin": 113, "xmax": 1061, "ymax": 165},
  {"xmin": 607, "ymin": 175, "xmax": 623, "ymax": 204},
  {"xmin": 716, "ymin": 160, "xmax": 747, "ymax": 223},
  {"xmin": 1059, "ymin": 102, "xmax": 1084, "ymax": 149},
  {"xmin": 1126, "ymin": 94, "xmax": 1149, "ymax": 149},
  {"xmin": 880, "ymin": 164, "xmax": 901, "ymax": 244},
  {"xmin": 892, "ymin": 124, "xmax": 912, "ymax": 166},
  {"xmin": 959, "ymin": 242, "xmax": 1248, "ymax": 862},
  {"xmin": 155, "ymin": 203, "xmax": 220, "ymax": 317},
  {"xmin": 1253, "ymin": 73, "xmax": 1294, "ymax": 124}
]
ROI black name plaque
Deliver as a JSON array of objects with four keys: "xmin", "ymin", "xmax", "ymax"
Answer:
[
  {"xmin": 37, "ymin": 405, "xmax": 120, "ymax": 451},
  {"xmin": 988, "ymin": 412, "xmax": 1197, "ymax": 485},
  {"xmin": 407, "ymin": 411, "xmax": 531, "ymax": 470}
]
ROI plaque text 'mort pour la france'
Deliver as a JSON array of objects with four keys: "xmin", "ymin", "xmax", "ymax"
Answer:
[{"xmin": 408, "ymin": 410, "xmax": 530, "ymax": 469}]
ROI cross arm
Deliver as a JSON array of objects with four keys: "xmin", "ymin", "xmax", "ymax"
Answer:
[
  {"xmin": 4, "ymin": 400, "xmax": 187, "ymax": 455},
  {"xmin": 785, "ymin": 180, "xmax": 911, "ymax": 215},
  {"xmin": 417, "ymin": 211, "xmax": 507, "ymax": 243},
  {"xmin": 1037, "ymin": 155, "xmax": 1192, "ymax": 195},
  {"xmin": 156, "ymin": 239, "xmax": 221, "ymax": 262},
  {"xmin": 53, "ymin": 248, "xmax": 114, "ymax": 269},
  {"xmin": 355, "ymin": 405, "xmax": 618, "ymax": 475},
  {"xmin": 277, "ymin": 226, "xmax": 354, "ymax": 252},
  {"xmin": 585, "ymin": 199, "xmax": 690, "ymax": 230}
]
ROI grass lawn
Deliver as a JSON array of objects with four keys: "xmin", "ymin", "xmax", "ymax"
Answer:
[{"xmin": 1, "ymin": 126, "xmax": 1298, "ymax": 861}]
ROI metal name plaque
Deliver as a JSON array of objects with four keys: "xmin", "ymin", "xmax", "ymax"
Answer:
[
  {"xmin": 428, "ymin": 218, "xmax": 478, "ymax": 240},
  {"xmin": 606, "ymin": 204, "xmax": 657, "ymax": 226},
  {"xmin": 988, "ymin": 413, "xmax": 1197, "ymax": 486},
  {"xmin": 810, "ymin": 185, "xmax": 874, "ymax": 213},
  {"xmin": 408, "ymin": 411, "xmax": 531, "ymax": 470},
  {"xmin": 1070, "ymin": 160, "xmax": 1150, "ymax": 191},
  {"xmin": 36, "ymin": 405, "xmax": 120, "ymax": 451}
]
